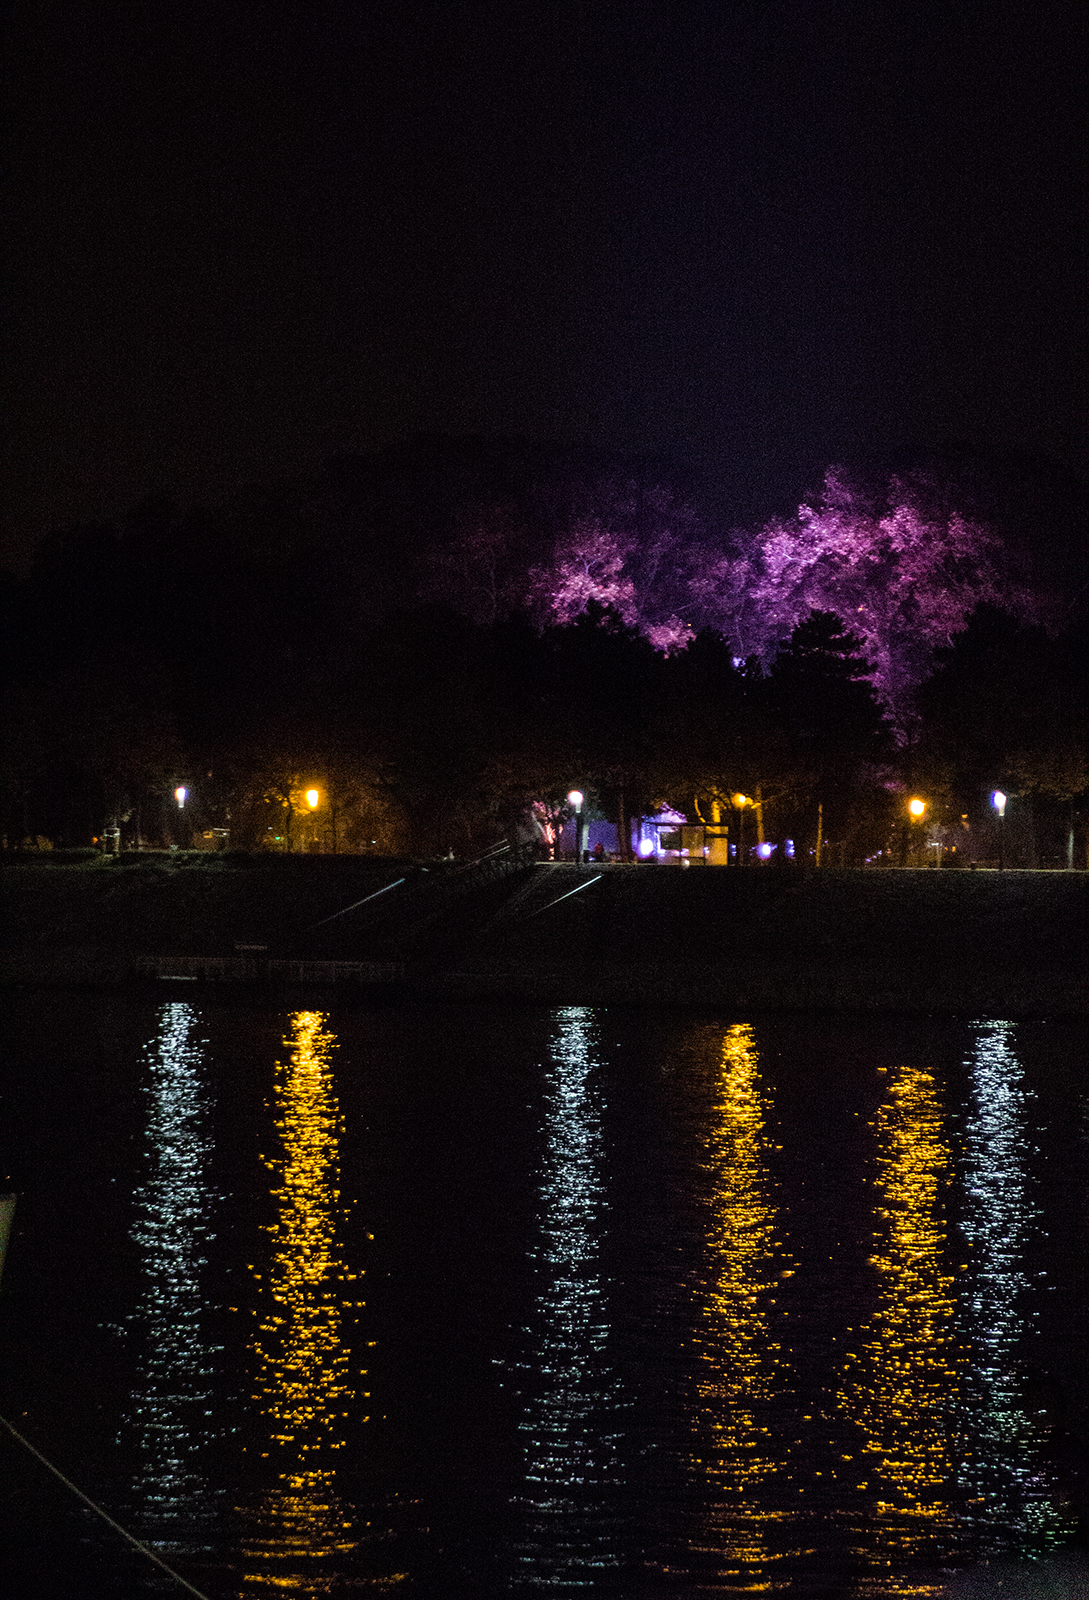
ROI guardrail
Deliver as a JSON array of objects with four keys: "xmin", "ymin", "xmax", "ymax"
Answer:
[{"xmin": 137, "ymin": 956, "xmax": 404, "ymax": 985}]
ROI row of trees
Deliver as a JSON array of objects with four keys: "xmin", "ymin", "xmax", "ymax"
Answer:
[
  {"xmin": 3, "ymin": 585, "xmax": 1087, "ymax": 864},
  {"xmin": 2, "ymin": 439, "xmax": 1085, "ymax": 862},
  {"xmin": 5, "ymin": 435, "xmax": 1084, "ymax": 705}
]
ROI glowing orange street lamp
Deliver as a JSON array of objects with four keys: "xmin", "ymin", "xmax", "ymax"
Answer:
[
  {"xmin": 303, "ymin": 789, "xmax": 322, "ymax": 852},
  {"xmin": 733, "ymin": 794, "xmax": 750, "ymax": 866},
  {"xmin": 907, "ymin": 797, "xmax": 926, "ymax": 868}
]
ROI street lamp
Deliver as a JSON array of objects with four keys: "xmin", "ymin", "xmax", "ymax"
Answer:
[
  {"xmin": 304, "ymin": 788, "xmax": 322, "ymax": 852},
  {"xmin": 171, "ymin": 785, "xmax": 190, "ymax": 853},
  {"xmin": 733, "ymin": 794, "xmax": 749, "ymax": 866},
  {"xmin": 992, "ymin": 790, "xmax": 1007, "ymax": 871},
  {"xmin": 907, "ymin": 797, "xmax": 926, "ymax": 868},
  {"xmin": 567, "ymin": 789, "xmax": 585, "ymax": 863}
]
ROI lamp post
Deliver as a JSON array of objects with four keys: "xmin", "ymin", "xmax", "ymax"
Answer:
[
  {"xmin": 172, "ymin": 785, "xmax": 190, "ymax": 853},
  {"xmin": 306, "ymin": 788, "xmax": 320, "ymax": 853},
  {"xmin": 992, "ymin": 790, "xmax": 1006, "ymax": 871},
  {"xmin": 567, "ymin": 790, "xmax": 585, "ymax": 863},
  {"xmin": 733, "ymin": 794, "xmax": 749, "ymax": 866},
  {"xmin": 908, "ymin": 797, "xmax": 926, "ymax": 868}
]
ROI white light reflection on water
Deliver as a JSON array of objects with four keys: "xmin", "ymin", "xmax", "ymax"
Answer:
[
  {"xmin": 238, "ymin": 1011, "xmax": 377, "ymax": 1597},
  {"xmin": 687, "ymin": 1022, "xmax": 793, "ymax": 1593},
  {"xmin": 128, "ymin": 1001, "xmax": 219, "ymax": 1549},
  {"xmin": 958, "ymin": 1020, "xmax": 1070, "ymax": 1553},
  {"xmin": 514, "ymin": 1005, "xmax": 621, "ymax": 1588}
]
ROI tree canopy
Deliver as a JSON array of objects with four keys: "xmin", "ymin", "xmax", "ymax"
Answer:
[{"xmin": 2, "ymin": 442, "xmax": 1085, "ymax": 857}]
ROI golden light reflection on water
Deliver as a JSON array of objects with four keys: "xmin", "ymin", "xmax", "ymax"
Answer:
[
  {"xmin": 239, "ymin": 1011, "xmax": 371, "ymax": 1596},
  {"xmin": 841, "ymin": 1061, "xmax": 960, "ymax": 1578},
  {"xmin": 689, "ymin": 1023, "xmax": 790, "ymax": 1591}
]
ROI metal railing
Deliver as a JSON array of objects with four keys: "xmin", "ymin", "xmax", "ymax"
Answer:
[{"xmin": 137, "ymin": 955, "xmax": 403, "ymax": 984}]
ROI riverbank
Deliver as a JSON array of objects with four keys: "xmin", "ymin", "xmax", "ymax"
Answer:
[{"xmin": 2, "ymin": 852, "xmax": 1087, "ymax": 1013}]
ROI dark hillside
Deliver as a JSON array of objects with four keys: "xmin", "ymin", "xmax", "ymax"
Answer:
[
  {"xmin": 2, "ymin": 854, "xmax": 1086, "ymax": 1013},
  {"xmin": 436, "ymin": 862, "xmax": 1088, "ymax": 1012}
]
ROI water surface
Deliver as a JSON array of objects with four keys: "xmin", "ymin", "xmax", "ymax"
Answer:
[{"xmin": 0, "ymin": 999, "xmax": 1086, "ymax": 1596}]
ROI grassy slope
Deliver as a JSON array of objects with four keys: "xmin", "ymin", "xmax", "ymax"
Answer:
[
  {"xmin": 436, "ymin": 861, "xmax": 1089, "ymax": 1010},
  {"xmin": 2, "ymin": 853, "xmax": 1086, "ymax": 1009},
  {"xmin": 0, "ymin": 853, "xmax": 410, "ymax": 961}
]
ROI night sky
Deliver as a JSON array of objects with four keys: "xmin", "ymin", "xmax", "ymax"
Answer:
[{"xmin": 3, "ymin": 0, "xmax": 1084, "ymax": 570}]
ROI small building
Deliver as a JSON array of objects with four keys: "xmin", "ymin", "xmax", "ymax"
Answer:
[
  {"xmin": 193, "ymin": 828, "xmax": 230, "ymax": 852},
  {"xmin": 633, "ymin": 807, "xmax": 712, "ymax": 863}
]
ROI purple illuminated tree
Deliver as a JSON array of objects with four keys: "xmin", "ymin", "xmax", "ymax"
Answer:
[
  {"xmin": 521, "ymin": 466, "xmax": 1043, "ymax": 722},
  {"xmin": 524, "ymin": 474, "xmax": 707, "ymax": 652},
  {"xmin": 740, "ymin": 470, "xmax": 1040, "ymax": 717}
]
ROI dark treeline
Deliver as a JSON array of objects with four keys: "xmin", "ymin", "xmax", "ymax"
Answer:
[{"xmin": 3, "ymin": 438, "xmax": 1087, "ymax": 864}]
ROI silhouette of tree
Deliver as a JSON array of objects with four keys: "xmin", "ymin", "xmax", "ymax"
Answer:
[
  {"xmin": 915, "ymin": 605, "xmax": 1088, "ymax": 802},
  {"xmin": 651, "ymin": 631, "xmax": 785, "ymax": 823},
  {"xmin": 767, "ymin": 610, "xmax": 893, "ymax": 861}
]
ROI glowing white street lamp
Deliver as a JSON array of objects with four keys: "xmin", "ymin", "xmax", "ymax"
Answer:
[
  {"xmin": 306, "ymin": 789, "xmax": 320, "ymax": 809},
  {"xmin": 175, "ymin": 786, "xmax": 187, "ymax": 809},
  {"xmin": 993, "ymin": 790, "xmax": 1007, "ymax": 870},
  {"xmin": 566, "ymin": 787, "xmax": 582, "ymax": 864}
]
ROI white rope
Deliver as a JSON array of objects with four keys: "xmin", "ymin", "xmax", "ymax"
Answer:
[
  {"xmin": 0, "ymin": 1413, "xmax": 214, "ymax": 1600},
  {"xmin": 305, "ymin": 875, "xmax": 406, "ymax": 928},
  {"xmin": 527, "ymin": 874, "xmax": 603, "ymax": 916},
  {"xmin": 465, "ymin": 841, "xmax": 511, "ymax": 865},
  {"xmin": 304, "ymin": 842, "xmax": 512, "ymax": 933}
]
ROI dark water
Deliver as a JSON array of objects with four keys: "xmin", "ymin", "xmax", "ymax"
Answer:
[{"xmin": 0, "ymin": 998, "xmax": 1086, "ymax": 1598}]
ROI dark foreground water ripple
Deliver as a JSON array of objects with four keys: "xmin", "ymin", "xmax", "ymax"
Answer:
[{"xmin": 0, "ymin": 999, "xmax": 1086, "ymax": 1597}]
